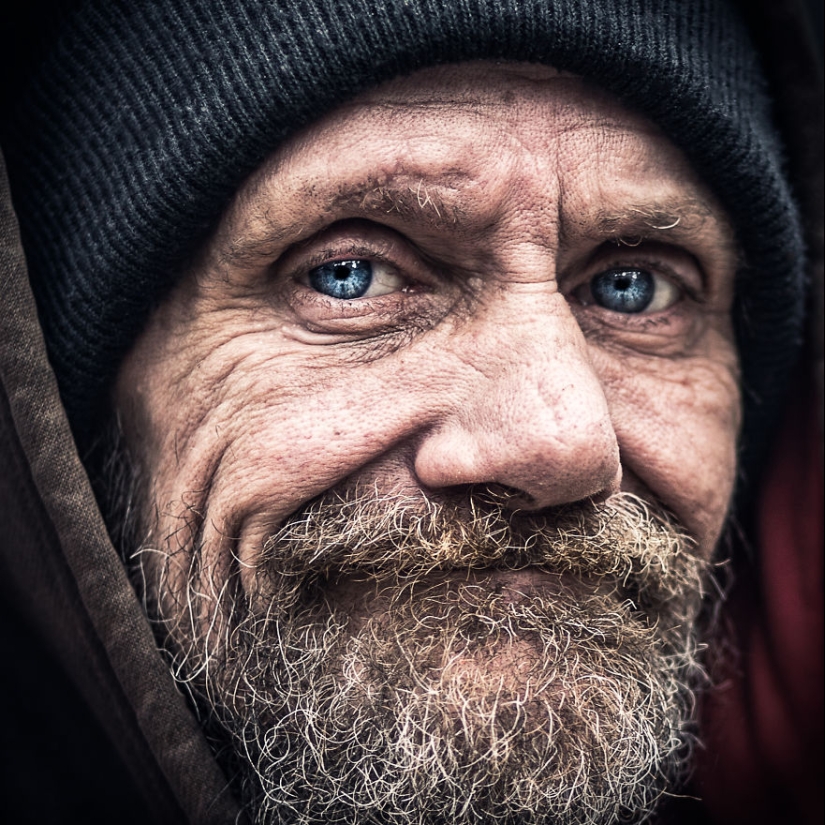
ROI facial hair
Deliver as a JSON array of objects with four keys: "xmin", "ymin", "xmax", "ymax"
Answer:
[{"xmin": 131, "ymin": 488, "xmax": 712, "ymax": 825}]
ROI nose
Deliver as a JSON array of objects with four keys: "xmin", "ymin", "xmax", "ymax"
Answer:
[{"xmin": 413, "ymin": 295, "xmax": 621, "ymax": 510}]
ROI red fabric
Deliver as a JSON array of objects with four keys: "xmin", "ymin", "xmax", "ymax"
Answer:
[{"xmin": 695, "ymin": 382, "xmax": 824, "ymax": 824}]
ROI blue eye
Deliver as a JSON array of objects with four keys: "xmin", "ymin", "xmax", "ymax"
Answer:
[
  {"xmin": 590, "ymin": 268, "xmax": 656, "ymax": 313},
  {"xmin": 309, "ymin": 259, "xmax": 373, "ymax": 299}
]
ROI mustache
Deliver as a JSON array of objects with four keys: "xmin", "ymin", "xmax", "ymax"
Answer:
[{"xmin": 256, "ymin": 489, "xmax": 707, "ymax": 615}]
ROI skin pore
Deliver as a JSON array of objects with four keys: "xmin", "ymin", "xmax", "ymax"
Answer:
[{"xmin": 113, "ymin": 63, "xmax": 741, "ymax": 823}]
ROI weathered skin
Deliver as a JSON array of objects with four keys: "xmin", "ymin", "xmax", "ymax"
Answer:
[{"xmin": 116, "ymin": 62, "xmax": 741, "ymax": 630}]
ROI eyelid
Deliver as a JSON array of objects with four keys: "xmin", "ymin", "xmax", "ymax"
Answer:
[
  {"xmin": 565, "ymin": 244, "xmax": 705, "ymax": 303},
  {"xmin": 302, "ymin": 245, "xmax": 397, "ymax": 277},
  {"xmin": 605, "ymin": 242, "xmax": 706, "ymax": 296},
  {"xmin": 274, "ymin": 220, "xmax": 436, "ymax": 294}
]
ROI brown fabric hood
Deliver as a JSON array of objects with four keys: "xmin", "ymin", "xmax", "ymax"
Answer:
[
  {"xmin": 0, "ymin": 1, "xmax": 820, "ymax": 824},
  {"xmin": 0, "ymin": 153, "xmax": 243, "ymax": 821}
]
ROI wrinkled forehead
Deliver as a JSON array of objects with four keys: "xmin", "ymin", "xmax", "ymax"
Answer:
[{"xmin": 245, "ymin": 62, "xmax": 680, "ymax": 186}]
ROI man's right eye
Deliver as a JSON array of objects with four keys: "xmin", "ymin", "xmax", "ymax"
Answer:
[{"xmin": 307, "ymin": 258, "xmax": 407, "ymax": 300}]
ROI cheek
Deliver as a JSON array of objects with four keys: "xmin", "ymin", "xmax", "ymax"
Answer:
[
  {"xmin": 145, "ymin": 338, "xmax": 440, "ymax": 562},
  {"xmin": 598, "ymin": 348, "xmax": 741, "ymax": 555}
]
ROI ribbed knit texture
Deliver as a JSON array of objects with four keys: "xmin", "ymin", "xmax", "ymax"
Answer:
[{"xmin": 4, "ymin": 0, "xmax": 806, "ymax": 480}]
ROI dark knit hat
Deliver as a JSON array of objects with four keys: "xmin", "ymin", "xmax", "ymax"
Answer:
[{"xmin": 5, "ymin": 0, "xmax": 806, "ymax": 480}]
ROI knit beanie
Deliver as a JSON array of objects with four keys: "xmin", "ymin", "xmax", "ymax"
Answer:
[{"xmin": 4, "ymin": 0, "xmax": 806, "ymax": 483}]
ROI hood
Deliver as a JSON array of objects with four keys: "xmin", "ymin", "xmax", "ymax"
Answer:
[
  {"xmin": 689, "ymin": 1, "xmax": 823, "ymax": 822},
  {"xmin": 0, "ymin": 1, "xmax": 820, "ymax": 823},
  {"xmin": 0, "ymin": 152, "xmax": 242, "ymax": 820}
]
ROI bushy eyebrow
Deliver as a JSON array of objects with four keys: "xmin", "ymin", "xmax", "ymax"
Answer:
[
  {"xmin": 594, "ymin": 202, "xmax": 730, "ymax": 242},
  {"xmin": 219, "ymin": 176, "xmax": 464, "ymax": 268},
  {"xmin": 559, "ymin": 200, "xmax": 740, "ymax": 268},
  {"xmin": 219, "ymin": 174, "xmax": 738, "ymax": 269},
  {"xmin": 327, "ymin": 178, "xmax": 463, "ymax": 228}
]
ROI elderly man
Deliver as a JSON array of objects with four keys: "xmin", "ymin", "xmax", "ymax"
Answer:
[{"xmin": 0, "ymin": 1, "xmax": 821, "ymax": 824}]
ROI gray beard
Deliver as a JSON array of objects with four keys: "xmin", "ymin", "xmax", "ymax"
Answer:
[{"xmin": 129, "ymin": 488, "xmax": 712, "ymax": 825}]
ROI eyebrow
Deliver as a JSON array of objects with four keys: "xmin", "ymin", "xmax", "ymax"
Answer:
[
  {"xmin": 597, "ymin": 201, "xmax": 721, "ymax": 236},
  {"xmin": 560, "ymin": 200, "xmax": 741, "ymax": 269},
  {"xmin": 220, "ymin": 176, "xmax": 738, "ymax": 269},
  {"xmin": 328, "ymin": 178, "xmax": 463, "ymax": 228},
  {"xmin": 219, "ymin": 176, "xmax": 464, "ymax": 268},
  {"xmin": 567, "ymin": 198, "xmax": 727, "ymax": 241}
]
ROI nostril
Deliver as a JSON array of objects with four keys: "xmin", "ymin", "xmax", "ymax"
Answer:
[
  {"xmin": 422, "ymin": 482, "xmax": 618, "ymax": 520},
  {"xmin": 472, "ymin": 482, "xmax": 538, "ymax": 510},
  {"xmin": 421, "ymin": 482, "xmax": 532, "ymax": 510},
  {"xmin": 470, "ymin": 470, "xmax": 621, "ymax": 513}
]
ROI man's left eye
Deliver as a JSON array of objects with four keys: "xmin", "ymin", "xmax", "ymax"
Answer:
[
  {"xmin": 578, "ymin": 267, "xmax": 680, "ymax": 314},
  {"xmin": 308, "ymin": 259, "xmax": 405, "ymax": 300}
]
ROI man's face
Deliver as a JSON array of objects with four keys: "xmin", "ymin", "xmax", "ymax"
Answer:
[{"xmin": 115, "ymin": 63, "xmax": 740, "ymax": 824}]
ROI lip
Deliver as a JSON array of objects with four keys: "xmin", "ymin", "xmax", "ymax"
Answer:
[{"xmin": 321, "ymin": 566, "xmax": 614, "ymax": 630}]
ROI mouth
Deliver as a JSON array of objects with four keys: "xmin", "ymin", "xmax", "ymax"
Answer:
[
  {"xmin": 316, "ymin": 566, "xmax": 620, "ymax": 633},
  {"xmin": 247, "ymin": 488, "xmax": 704, "ymax": 633}
]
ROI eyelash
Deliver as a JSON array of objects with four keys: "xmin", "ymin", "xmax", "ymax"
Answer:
[
  {"xmin": 302, "ymin": 245, "xmax": 391, "ymax": 274},
  {"xmin": 575, "ymin": 253, "xmax": 701, "ymax": 298},
  {"xmin": 283, "ymin": 230, "xmax": 449, "ymax": 306}
]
